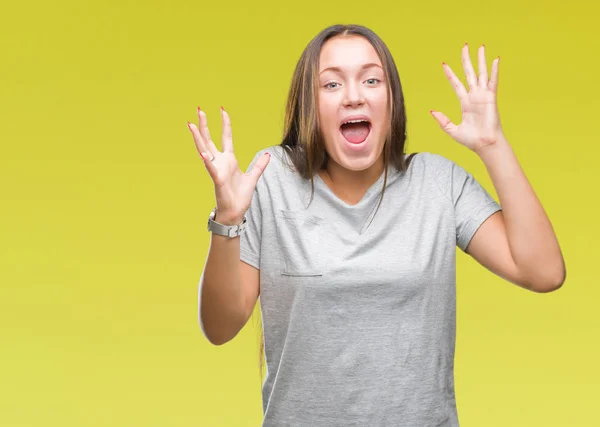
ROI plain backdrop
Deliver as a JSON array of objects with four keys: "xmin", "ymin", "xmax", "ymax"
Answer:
[{"xmin": 1, "ymin": 0, "xmax": 599, "ymax": 425}]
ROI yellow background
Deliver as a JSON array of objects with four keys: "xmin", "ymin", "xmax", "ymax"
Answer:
[{"xmin": 1, "ymin": 0, "xmax": 599, "ymax": 425}]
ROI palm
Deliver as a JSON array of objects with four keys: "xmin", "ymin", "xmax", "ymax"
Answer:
[{"xmin": 431, "ymin": 44, "xmax": 504, "ymax": 153}]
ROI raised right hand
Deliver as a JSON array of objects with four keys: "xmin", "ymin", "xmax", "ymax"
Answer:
[{"xmin": 188, "ymin": 107, "xmax": 270, "ymax": 225}]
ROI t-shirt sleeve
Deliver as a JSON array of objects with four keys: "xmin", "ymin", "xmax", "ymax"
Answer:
[
  {"xmin": 429, "ymin": 153, "xmax": 502, "ymax": 253},
  {"xmin": 239, "ymin": 151, "xmax": 265, "ymax": 269}
]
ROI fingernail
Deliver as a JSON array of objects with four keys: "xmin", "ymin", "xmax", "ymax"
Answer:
[
  {"xmin": 464, "ymin": 42, "xmax": 468, "ymax": 47},
  {"xmin": 266, "ymin": 152, "xmax": 270, "ymax": 157},
  {"xmin": 187, "ymin": 121, "xmax": 192, "ymax": 129},
  {"xmin": 200, "ymin": 152, "xmax": 206, "ymax": 160},
  {"xmin": 197, "ymin": 106, "xmax": 201, "ymax": 113},
  {"xmin": 442, "ymin": 62, "xmax": 446, "ymax": 66},
  {"xmin": 220, "ymin": 106, "xmax": 225, "ymax": 112},
  {"xmin": 482, "ymin": 44, "xmax": 485, "ymax": 48},
  {"xmin": 497, "ymin": 56, "xmax": 500, "ymax": 60},
  {"xmin": 430, "ymin": 110, "xmax": 435, "ymax": 115}
]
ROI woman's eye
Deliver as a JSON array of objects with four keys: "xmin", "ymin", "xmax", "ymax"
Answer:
[
  {"xmin": 325, "ymin": 82, "xmax": 339, "ymax": 89},
  {"xmin": 366, "ymin": 78, "xmax": 381, "ymax": 85}
]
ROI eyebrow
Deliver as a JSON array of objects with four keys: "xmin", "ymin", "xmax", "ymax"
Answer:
[{"xmin": 319, "ymin": 63, "xmax": 383, "ymax": 75}]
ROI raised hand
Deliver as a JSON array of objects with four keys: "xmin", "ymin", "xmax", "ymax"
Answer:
[
  {"xmin": 188, "ymin": 107, "xmax": 270, "ymax": 225},
  {"xmin": 430, "ymin": 43, "xmax": 505, "ymax": 154}
]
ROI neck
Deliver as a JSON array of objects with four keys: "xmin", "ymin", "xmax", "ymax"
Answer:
[{"xmin": 320, "ymin": 155, "xmax": 385, "ymax": 205}]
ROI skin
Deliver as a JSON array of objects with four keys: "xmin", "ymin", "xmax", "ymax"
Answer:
[{"xmin": 317, "ymin": 35, "xmax": 391, "ymax": 204}]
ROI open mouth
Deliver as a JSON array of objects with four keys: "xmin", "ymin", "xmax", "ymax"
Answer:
[{"xmin": 340, "ymin": 119, "xmax": 372, "ymax": 144}]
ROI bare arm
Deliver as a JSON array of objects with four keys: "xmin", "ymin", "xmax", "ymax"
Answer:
[
  {"xmin": 467, "ymin": 136, "xmax": 566, "ymax": 292},
  {"xmin": 432, "ymin": 44, "xmax": 565, "ymax": 292},
  {"xmin": 189, "ymin": 106, "xmax": 268, "ymax": 346},
  {"xmin": 199, "ymin": 223, "xmax": 246, "ymax": 346}
]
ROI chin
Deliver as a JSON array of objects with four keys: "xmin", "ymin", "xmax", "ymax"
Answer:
[
  {"xmin": 330, "ymin": 147, "xmax": 381, "ymax": 172},
  {"xmin": 342, "ymin": 158, "xmax": 373, "ymax": 171}
]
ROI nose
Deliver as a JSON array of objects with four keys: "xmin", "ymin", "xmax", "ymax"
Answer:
[{"xmin": 342, "ymin": 81, "xmax": 365, "ymax": 107}]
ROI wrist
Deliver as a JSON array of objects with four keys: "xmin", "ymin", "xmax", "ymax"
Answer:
[
  {"xmin": 207, "ymin": 207, "xmax": 248, "ymax": 238},
  {"xmin": 214, "ymin": 210, "xmax": 245, "ymax": 226}
]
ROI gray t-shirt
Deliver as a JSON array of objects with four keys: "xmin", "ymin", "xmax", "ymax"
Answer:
[{"xmin": 239, "ymin": 144, "xmax": 502, "ymax": 426}]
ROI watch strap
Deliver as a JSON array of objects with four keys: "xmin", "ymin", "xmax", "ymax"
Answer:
[{"xmin": 207, "ymin": 208, "xmax": 247, "ymax": 238}]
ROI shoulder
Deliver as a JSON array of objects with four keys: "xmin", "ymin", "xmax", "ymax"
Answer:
[
  {"xmin": 406, "ymin": 152, "xmax": 470, "ymax": 204},
  {"xmin": 414, "ymin": 151, "xmax": 455, "ymax": 168},
  {"xmin": 405, "ymin": 151, "xmax": 458, "ymax": 179}
]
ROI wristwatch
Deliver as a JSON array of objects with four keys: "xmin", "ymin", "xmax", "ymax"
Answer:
[{"xmin": 207, "ymin": 207, "xmax": 247, "ymax": 238}]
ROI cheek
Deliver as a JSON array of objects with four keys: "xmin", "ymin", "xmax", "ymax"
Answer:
[
  {"xmin": 318, "ymin": 103, "xmax": 337, "ymax": 132},
  {"xmin": 370, "ymin": 90, "xmax": 388, "ymax": 109},
  {"xmin": 372, "ymin": 96, "xmax": 390, "ymax": 131}
]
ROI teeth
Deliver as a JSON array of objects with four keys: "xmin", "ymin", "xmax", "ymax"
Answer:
[{"xmin": 343, "ymin": 119, "xmax": 369, "ymax": 125}]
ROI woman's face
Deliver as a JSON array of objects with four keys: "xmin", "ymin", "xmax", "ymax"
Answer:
[{"xmin": 317, "ymin": 35, "xmax": 389, "ymax": 172}]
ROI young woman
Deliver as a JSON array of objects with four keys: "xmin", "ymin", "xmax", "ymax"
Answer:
[{"xmin": 192, "ymin": 24, "xmax": 565, "ymax": 427}]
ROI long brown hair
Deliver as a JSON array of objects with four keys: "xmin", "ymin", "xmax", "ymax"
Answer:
[{"xmin": 254, "ymin": 23, "xmax": 414, "ymax": 388}]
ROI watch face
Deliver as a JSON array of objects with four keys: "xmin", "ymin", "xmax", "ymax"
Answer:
[{"xmin": 207, "ymin": 209, "xmax": 215, "ymax": 231}]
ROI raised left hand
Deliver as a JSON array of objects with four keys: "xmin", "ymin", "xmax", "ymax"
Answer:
[{"xmin": 431, "ymin": 43, "xmax": 505, "ymax": 154}]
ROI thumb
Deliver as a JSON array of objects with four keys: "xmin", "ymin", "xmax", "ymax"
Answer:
[
  {"xmin": 247, "ymin": 152, "xmax": 271, "ymax": 185},
  {"xmin": 430, "ymin": 110, "xmax": 458, "ymax": 139}
]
